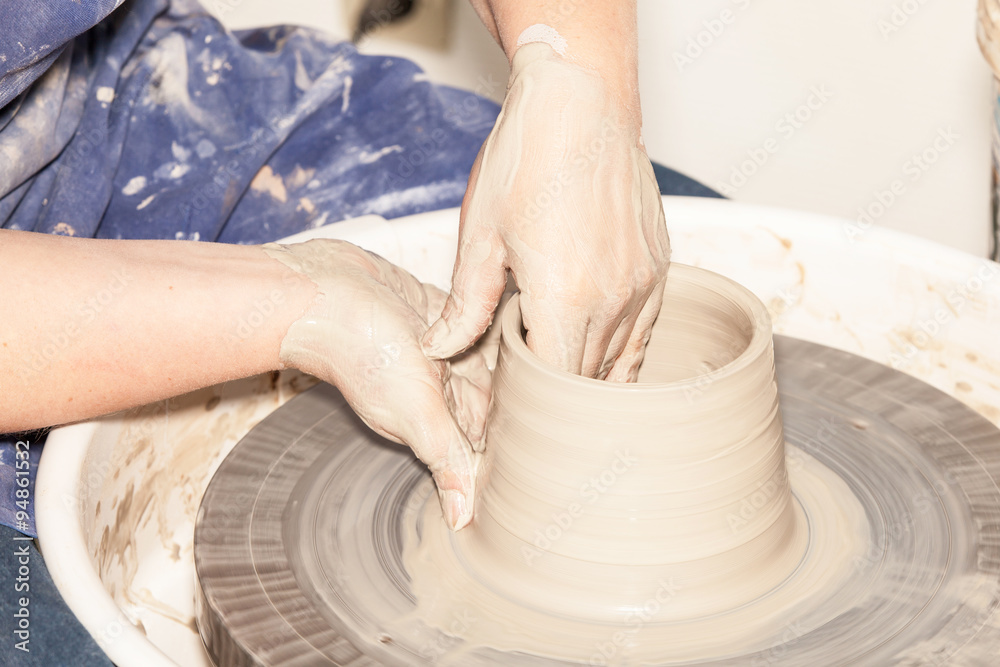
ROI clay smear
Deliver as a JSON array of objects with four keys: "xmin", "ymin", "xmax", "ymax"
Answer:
[
  {"xmin": 392, "ymin": 265, "xmax": 868, "ymax": 663},
  {"xmin": 515, "ymin": 24, "xmax": 568, "ymax": 56}
]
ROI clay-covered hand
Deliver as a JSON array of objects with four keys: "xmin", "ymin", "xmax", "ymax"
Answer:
[
  {"xmin": 422, "ymin": 42, "xmax": 670, "ymax": 381},
  {"xmin": 263, "ymin": 240, "xmax": 491, "ymax": 530}
]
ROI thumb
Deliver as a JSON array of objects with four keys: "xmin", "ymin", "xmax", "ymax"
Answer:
[
  {"xmin": 428, "ymin": 418, "xmax": 480, "ymax": 531},
  {"xmin": 422, "ymin": 235, "xmax": 506, "ymax": 359},
  {"xmin": 402, "ymin": 388, "xmax": 480, "ymax": 530}
]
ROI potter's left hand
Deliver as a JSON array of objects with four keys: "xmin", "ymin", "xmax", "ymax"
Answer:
[
  {"xmin": 422, "ymin": 42, "xmax": 670, "ymax": 381},
  {"xmin": 264, "ymin": 240, "xmax": 491, "ymax": 530}
]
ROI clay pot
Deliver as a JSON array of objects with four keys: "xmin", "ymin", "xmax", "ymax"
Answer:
[{"xmin": 460, "ymin": 264, "xmax": 805, "ymax": 622}]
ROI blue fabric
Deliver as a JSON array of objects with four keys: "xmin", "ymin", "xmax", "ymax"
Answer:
[
  {"xmin": 0, "ymin": 0, "xmax": 500, "ymax": 538},
  {"xmin": 0, "ymin": 434, "xmax": 42, "ymax": 537},
  {"xmin": 1, "ymin": 0, "xmax": 499, "ymax": 242},
  {"xmin": 0, "ymin": 523, "xmax": 110, "ymax": 665},
  {"xmin": 0, "ymin": 0, "xmax": 123, "ymax": 109},
  {"xmin": 651, "ymin": 161, "xmax": 724, "ymax": 200}
]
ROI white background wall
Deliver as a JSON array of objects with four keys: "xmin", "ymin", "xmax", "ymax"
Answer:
[
  {"xmin": 216, "ymin": 0, "xmax": 995, "ymax": 257},
  {"xmin": 638, "ymin": 0, "xmax": 994, "ymax": 257}
]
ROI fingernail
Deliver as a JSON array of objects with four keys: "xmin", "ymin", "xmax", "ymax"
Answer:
[{"xmin": 440, "ymin": 489, "xmax": 472, "ymax": 530}]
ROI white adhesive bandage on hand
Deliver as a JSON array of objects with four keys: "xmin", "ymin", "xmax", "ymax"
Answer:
[
  {"xmin": 422, "ymin": 42, "xmax": 670, "ymax": 382},
  {"xmin": 263, "ymin": 240, "xmax": 490, "ymax": 530}
]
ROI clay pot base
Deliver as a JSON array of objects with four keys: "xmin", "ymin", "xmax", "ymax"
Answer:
[
  {"xmin": 395, "ymin": 447, "xmax": 864, "ymax": 663},
  {"xmin": 194, "ymin": 337, "xmax": 1000, "ymax": 666}
]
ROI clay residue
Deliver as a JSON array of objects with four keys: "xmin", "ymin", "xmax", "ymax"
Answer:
[
  {"xmin": 250, "ymin": 165, "xmax": 288, "ymax": 203},
  {"xmin": 87, "ymin": 370, "xmax": 318, "ymax": 652},
  {"xmin": 286, "ymin": 165, "xmax": 315, "ymax": 190}
]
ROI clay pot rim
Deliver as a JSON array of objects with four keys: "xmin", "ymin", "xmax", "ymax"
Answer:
[{"xmin": 499, "ymin": 263, "xmax": 773, "ymax": 392}]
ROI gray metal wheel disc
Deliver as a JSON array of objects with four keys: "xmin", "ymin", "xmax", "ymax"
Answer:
[{"xmin": 194, "ymin": 336, "xmax": 1000, "ymax": 666}]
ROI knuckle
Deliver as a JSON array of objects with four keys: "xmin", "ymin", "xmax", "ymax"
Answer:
[{"xmin": 634, "ymin": 256, "xmax": 666, "ymax": 289}]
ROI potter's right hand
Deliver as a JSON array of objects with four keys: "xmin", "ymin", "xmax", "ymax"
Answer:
[
  {"xmin": 263, "ymin": 240, "xmax": 491, "ymax": 530},
  {"xmin": 422, "ymin": 42, "xmax": 670, "ymax": 382}
]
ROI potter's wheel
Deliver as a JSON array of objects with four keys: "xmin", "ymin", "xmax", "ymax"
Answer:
[{"xmin": 194, "ymin": 335, "xmax": 1000, "ymax": 666}]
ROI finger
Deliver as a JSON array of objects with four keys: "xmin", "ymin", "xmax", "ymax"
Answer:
[
  {"xmin": 339, "ymin": 292, "xmax": 480, "ymax": 530},
  {"xmin": 447, "ymin": 349, "xmax": 493, "ymax": 449},
  {"xmin": 376, "ymin": 357, "xmax": 480, "ymax": 530},
  {"xmin": 421, "ymin": 283, "xmax": 449, "ymax": 323},
  {"xmin": 585, "ymin": 276, "xmax": 665, "ymax": 380},
  {"xmin": 421, "ymin": 229, "xmax": 507, "ymax": 360},
  {"xmin": 364, "ymin": 251, "xmax": 435, "ymax": 319},
  {"xmin": 605, "ymin": 278, "xmax": 666, "ymax": 383},
  {"xmin": 421, "ymin": 141, "xmax": 507, "ymax": 359},
  {"xmin": 404, "ymin": 397, "xmax": 480, "ymax": 530},
  {"xmin": 586, "ymin": 302, "xmax": 642, "ymax": 381},
  {"xmin": 520, "ymin": 298, "xmax": 586, "ymax": 375}
]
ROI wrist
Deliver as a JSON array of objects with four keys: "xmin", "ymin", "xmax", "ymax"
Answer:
[
  {"xmin": 480, "ymin": 0, "xmax": 642, "ymax": 122},
  {"xmin": 508, "ymin": 41, "xmax": 642, "ymax": 137},
  {"xmin": 252, "ymin": 244, "xmax": 321, "ymax": 373}
]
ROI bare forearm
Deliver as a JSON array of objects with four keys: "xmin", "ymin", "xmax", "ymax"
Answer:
[
  {"xmin": 0, "ymin": 231, "xmax": 315, "ymax": 431},
  {"xmin": 470, "ymin": 0, "xmax": 640, "ymax": 112}
]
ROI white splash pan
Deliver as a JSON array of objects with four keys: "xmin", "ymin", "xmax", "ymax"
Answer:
[{"xmin": 34, "ymin": 197, "xmax": 1000, "ymax": 666}]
